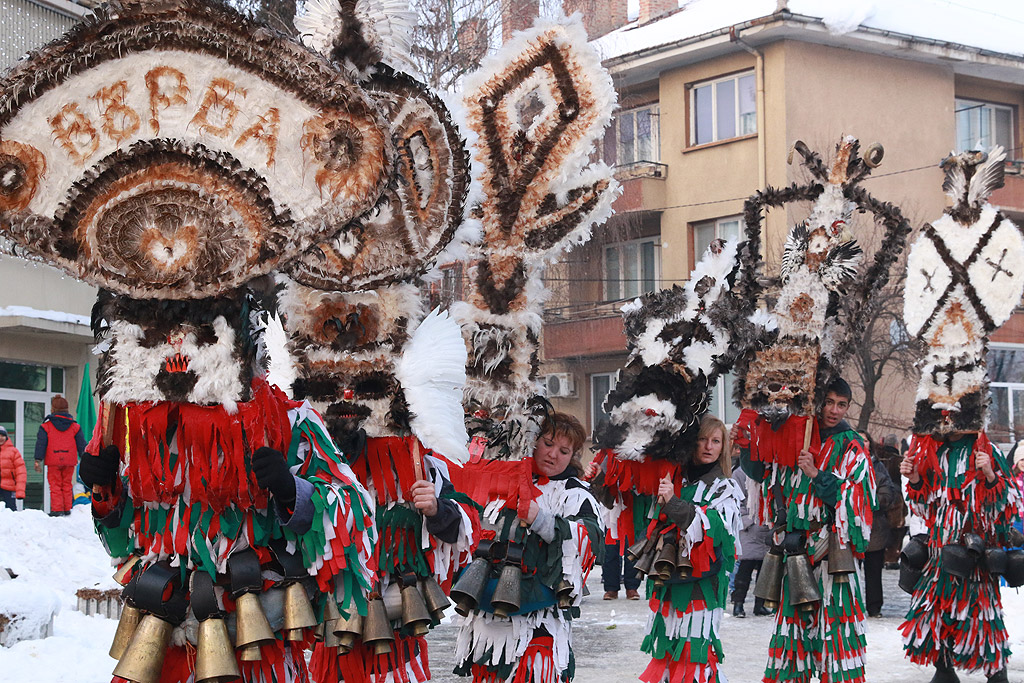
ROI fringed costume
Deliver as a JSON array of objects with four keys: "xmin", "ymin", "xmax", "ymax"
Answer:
[
  {"xmin": 639, "ymin": 462, "xmax": 743, "ymax": 683},
  {"xmin": 898, "ymin": 147, "xmax": 1024, "ymax": 681},
  {"xmin": 88, "ymin": 377, "xmax": 377, "ymax": 683},
  {"xmin": 738, "ymin": 415, "xmax": 875, "ymax": 683},
  {"xmin": 451, "ymin": 455, "xmax": 602, "ymax": 683},
  {"xmin": 900, "ymin": 434, "xmax": 1020, "ymax": 675}
]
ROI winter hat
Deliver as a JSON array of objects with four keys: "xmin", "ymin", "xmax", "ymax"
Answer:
[
  {"xmin": 0, "ymin": 426, "xmax": 7, "ymax": 436},
  {"xmin": 1014, "ymin": 442, "xmax": 1024, "ymax": 471},
  {"xmin": 51, "ymin": 395, "xmax": 69, "ymax": 412}
]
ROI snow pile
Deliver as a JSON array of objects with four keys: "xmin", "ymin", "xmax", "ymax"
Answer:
[{"xmin": 0, "ymin": 505, "xmax": 119, "ymax": 682}]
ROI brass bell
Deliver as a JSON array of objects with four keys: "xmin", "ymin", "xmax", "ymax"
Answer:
[
  {"xmin": 555, "ymin": 579, "xmax": 574, "ymax": 609},
  {"xmin": 786, "ymin": 553, "xmax": 822, "ymax": 611},
  {"xmin": 400, "ymin": 576, "xmax": 433, "ymax": 636},
  {"xmin": 234, "ymin": 592, "xmax": 276, "ymax": 661},
  {"xmin": 828, "ymin": 531, "xmax": 855, "ymax": 578},
  {"xmin": 333, "ymin": 609, "xmax": 363, "ymax": 653},
  {"xmin": 490, "ymin": 563, "xmax": 522, "ymax": 618},
  {"xmin": 625, "ymin": 537, "xmax": 650, "ymax": 563},
  {"xmin": 113, "ymin": 555, "xmax": 142, "ymax": 586},
  {"xmin": 111, "ymin": 614, "xmax": 173, "ymax": 683},
  {"xmin": 319, "ymin": 597, "xmax": 341, "ymax": 643},
  {"xmin": 324, "ymin": 595, "xmax": 343, "ymax": 623},
  {"xmin": 675, "ymin": 552, "xmax": 693, "ymax": 580},
  {"xmin": 282, "ymin": 582, "xmax": 318, "ymax": 641},
  {"xmin": 754, "ymin": 550, "xmax": 784, "ymax": 610},
  {"xmin": 633, "ymin": 541, "xmax": 658, "ymax": 576},
  {"xmin": 653, "ymin": 542, "xmax": 678, "ymax": 581},
  {"xmin": 419, "ymin": 577, "xmax": 451, "ymax": 623},
  {"xmin": 195, "ymin": 618, "xmax": 241, "ymax": 683},
  {"xmin": 450, "ymin": 558, "xmax": 491, "ymax": 617},
  {"xmin": 109, "ymin": 603, "xmax": 142, "ymax": 660},
  {"xmin": 362, "ymin": 596, "xmax": 395, "ymax": 656}
]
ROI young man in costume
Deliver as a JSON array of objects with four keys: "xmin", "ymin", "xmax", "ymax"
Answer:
[
  {"xmin": 898, "ymin": 147, "xmax": 1024, "ymax": 683},
  {"xmin": 735, "ymin": 377, "xmax": 875, "ymax": 683}
]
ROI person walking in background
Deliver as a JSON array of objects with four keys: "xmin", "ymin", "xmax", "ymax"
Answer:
[
  {"xmin": 881, "ymin": 434, "xmax": 909, "ymax": 569},
  {"xmin": 585, "ymin": 455, "xmax": 643, "ymax": 601},
  {"xmin": 34, "ymin": 395, "xmax": 85, "ymax": 516},
  {"xmin": 0, "ymin": 426, "xmax": 26, "ymax": 511},
  {"xmin": 860, "ymin": 431, "xmax": 897, "ymax": 617},
  {"xmin": 731, "ymin": 463, "xmax": 772, "ymax": 617}
]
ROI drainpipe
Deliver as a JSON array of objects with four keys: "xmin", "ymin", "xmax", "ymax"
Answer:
[{"xmin": 729, "ymin": 27, "xmax": 767, "ymax": 191}]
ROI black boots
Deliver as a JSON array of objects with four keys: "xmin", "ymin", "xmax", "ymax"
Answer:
[
  {"xmin": 987, "ymin": 669, "xmax": 1008, "ymax": 683},
  {"xmin": 928, "ymin": 654, "xmax": 959, "ymax": 683},
  {"xmin": 732, "ymin": 602, "xmax": 745, "ymax": 618},
  {"xmin": 752, "ymin": 597, "xmax": 771, "ymax": 616}
]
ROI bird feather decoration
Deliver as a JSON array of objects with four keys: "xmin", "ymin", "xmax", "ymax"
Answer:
[
  {"xmin": 395, "ymin": 308, "xmax": 471, "ymax": 463},
  {"xmin": 454, "ymin": 14, "xmax": 619, "ymax": 415},
  {"xmin": 296, "ymin": 0, "xmax": 417, "ymax": 77}
]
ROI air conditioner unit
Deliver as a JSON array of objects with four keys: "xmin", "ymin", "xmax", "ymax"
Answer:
[{"xmin": 543, "ymin": 373, "xmax": 576, "ymax": 398}]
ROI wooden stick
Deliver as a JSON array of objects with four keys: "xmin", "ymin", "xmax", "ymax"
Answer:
[
  {"xmin": 411, "ymin": 438, "xmax": 424, "ymax": 482},
  {"xmin": 803, "ymin": 415, "xmax": 814, "ymax": 451}
]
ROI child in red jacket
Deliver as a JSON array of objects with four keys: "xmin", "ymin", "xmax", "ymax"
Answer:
[{"xmin": 0, "ymin": 426, "xmax": 26, "ymax": 511}]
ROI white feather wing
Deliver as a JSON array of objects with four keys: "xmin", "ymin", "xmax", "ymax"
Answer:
[{"xmin": 396, "ymin": 308, "xmax": 470, "ymax": 463}]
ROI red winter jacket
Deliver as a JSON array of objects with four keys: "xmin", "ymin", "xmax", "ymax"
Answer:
[{"xmin": 0, "ymin": 440, "xmax": 27, "ymax": 498}]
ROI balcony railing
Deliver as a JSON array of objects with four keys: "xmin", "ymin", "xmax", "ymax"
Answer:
[
  {"xmin": 613, "ymin": 160, "xmax": 668, "ymax": 181},
  {"xmin": 543, "ymin": 298, "xmax": 633, "ymax": 323}
]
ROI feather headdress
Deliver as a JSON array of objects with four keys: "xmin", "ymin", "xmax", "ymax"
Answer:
[
  {"xmin": 0, "ymin": 0, "xmax": 394, "ymax": 299},
  {"xmin": 451, "ymin": 14, "xmax": 619, "ymax": 424},
  {"xmin": 737, "ymin": 137, "xmax": 911, "ymax": 426},
  {"xmin": 904, "ymin": 146, "xmax": 1024, "ymax": 435},
  {"xmin": 296, "ymin": 0, "xmax": 418, "ymax": 79}
]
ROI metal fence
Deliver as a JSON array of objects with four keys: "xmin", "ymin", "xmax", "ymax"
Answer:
[{"xmin": 1, "ymin": 0, "xmax": 84, "ymax": 71}]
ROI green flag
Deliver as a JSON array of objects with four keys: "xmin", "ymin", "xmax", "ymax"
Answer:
[{"xmin": 74, "ymin": 363, "xmax": 98, "ymax": 506}]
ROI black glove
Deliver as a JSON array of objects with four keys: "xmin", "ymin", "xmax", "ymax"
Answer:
[
  {"xmin": 79, "ymin": 445, "xmax": 121, "ymax": 489},
  {"xmin": 252, "ymin": 447, "xmax": 296, "ymax": 508}
]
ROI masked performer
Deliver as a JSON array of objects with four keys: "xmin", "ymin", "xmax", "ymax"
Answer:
[
  {"xmin": 588, "ymin": 236, "xmax": 757, "ymax": 683},
  {"xmin": 734, "ymin": 138, "xmax": 911, "ymax": 683},
  {"xmin": 0, "ymin": 0, "xmax": 418, "ymax": 678},
  {"xmin": 898, "ymin": 147, "xmax": 1024, "ymax": 683}
]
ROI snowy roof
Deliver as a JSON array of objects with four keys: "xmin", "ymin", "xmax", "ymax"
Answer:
[
  {"xmin": 593, "ymin": 0, "xmax": 1024, "ymax": 68},
  {"xmin": 0, "ymin": 305, "xmax": 90, "ymax": 328}
]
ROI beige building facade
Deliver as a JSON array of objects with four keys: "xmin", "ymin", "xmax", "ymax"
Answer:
[
  {"xmin": 541, "ymin": 4, "xmax": 1024, "ymax": 448},
  {"xmin": 1, "ymin": 0, "xmax": 95, "ymax": 509}
]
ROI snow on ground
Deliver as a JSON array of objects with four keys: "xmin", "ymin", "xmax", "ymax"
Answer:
[{"xmin": 3, "ymin": 504, "xmax": 1024, "ymax": 681}]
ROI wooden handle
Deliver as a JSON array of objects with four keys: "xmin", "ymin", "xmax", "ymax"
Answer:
[
  {"xmin": 803, "ymin": 415, "xmax": 813, "ymax": 451},
  {"xmin": 411, "ymin": 438, "xmax": 424, "ymax": 482}
]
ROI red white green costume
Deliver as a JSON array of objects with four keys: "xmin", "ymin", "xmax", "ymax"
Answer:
[
  {"xmin": 738, "ymin": 411, "xmax": 875, "ymax": 683},
  {"xmin": 88, "ymin": 379, "xmax": 377, "ymax": 682},
  {"xmin": 900, "ymin": 433, "xmax": 1021, "ymax": 677},
  {"xmin": 639, "ymin": 462, "xmax": 743, "ymax": 683},
  {"xmin": 450, "ymin": 458, "xmax": 602, "ymax": 683},
  {"xmin": 310, "ymin": 437, "xmax": 479, "ymax": 683}
]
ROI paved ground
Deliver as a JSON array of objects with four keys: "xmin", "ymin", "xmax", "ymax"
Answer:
[{"xmin": 426, "ymin": 566, "xmax": 1024, "ymax": 682}]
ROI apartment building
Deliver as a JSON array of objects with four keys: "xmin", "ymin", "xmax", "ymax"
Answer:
[
  {"xmin": 1, "ymin": 0, "xmax": 94, "ymax": 508},
  {"xmin": 539, "ymin": 0, "xmax": 1024, "ymax": 446}
]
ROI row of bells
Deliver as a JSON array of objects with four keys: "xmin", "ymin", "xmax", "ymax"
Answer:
[
  {"xmin": 898, "ymin": 533, "xmax": 1024, "ymax": 594},
  {"xmin": 449, "ymin": 541, "xmax": 575, "ymax": 618},
  {"xmin": 110, "ymin": 575, "xmax": 319, "ymax": 683},
  {"xmin": 625, "ymin": 530, "xmax": 694, "ymax": 585},
  {"xmin": 753, "ymin": 532, "xmax": 856, "ymax": 612},
  {"xmin": 319, "ymin": 575, "xmax": 451, "ymax": 656}
]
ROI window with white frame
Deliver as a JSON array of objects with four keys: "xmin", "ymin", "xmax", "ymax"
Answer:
[
  {"xmin": 989, "ymin": 344, "xmax": 1024, "ymax": 447},
  {"xmin": 613, "ymin": 104, "xmax": 660, "ymax": 165},
  {"xmin": 691, "ymin": 71, "xmax": 756, "ymax": 146},
  {"xmin": 591, "ymin": 372, "xmax": 618, "ymax": 435},
  {"xmin": 604, "ymin": 237, "xmax": 660, "ymax": 301},
  {"xmin": 955, "ymin": 98, "xmax": 1014, "ymax": 154},
  {"xmin": 692, "ymin": 216, "xmax": 742, "ymax": 262},
  {"xmin": 708, "ymin": 371, "xmax": 742, "ymax": 426}
]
